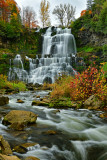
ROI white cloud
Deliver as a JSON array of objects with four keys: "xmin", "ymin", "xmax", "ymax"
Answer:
[{"xmin": 15, "ymin": 0, "xmax": 87, "ymax": 26}]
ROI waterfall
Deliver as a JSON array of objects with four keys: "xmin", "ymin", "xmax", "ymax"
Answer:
[
  {"xmin": 8, "ymin": 54, "xmax": 28, "ymax": 82},
  {"xmin": 8, "ymin": 27, "xmax": 77, "ymax": 84}
]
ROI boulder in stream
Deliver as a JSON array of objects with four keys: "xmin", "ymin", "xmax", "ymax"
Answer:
[
  {"xmin": 43, "ymin": 130, "xmax": 57, "ymax": 135},
  {"xmin": 0, "ymin": 154, "xmax": 21, "ymax": 160},
  {"xmin": 17, "ymin": 99, "xmax": 24, "ymax": 103},
  {"xmin": 0, "ymin": 96, "xmax": 9, "ymax": 106},
  {"xmin": 32, "ymin": 99, "xmax": 49, "ymax": 106},
  {"xmin": 0, "ymin": 135, "xmax": 12, "ymax": 155},
  {"xmin": 24, "ymin": 156, "xmax": 40, "ymax": 160},
  {"xmin": 13, "ymin": 143, "xmax": 38, "ymax": 154},
  {"xmin": 2, "ymin": 110, "xmax": 38, "ymax": 130}
]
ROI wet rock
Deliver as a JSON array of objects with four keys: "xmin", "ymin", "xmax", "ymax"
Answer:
[
  {"xmin": 27, "ymin": 83, "xmax": 43, "ymax": 90},
  {"xmin": 2, "ymin": 110, "xmax": 38, "ymax": 130},
  {"xmin": 0, "ymin": 96, "xmax": 9, "ymax": 106},
  {"xmin": 0, "ymin": 111, "xmax": 7, "ymax": 118},
  {"xmin": 0, "ymin": 135, "xmax": 12, "ymax": 155},
  {"xmin": 42, "ymin": 82, "xmax": 52, "ymax": 90},
  {"xmin": 13, "ymin": 146, "xmax": 27, "ymax": 154},
  {"xmin": 27, "ymin": 87, "xmax": 34, "ymax": 91},
  {"xmin": 5, "ymin": 88, "xmax": 19, "ymax": 94},
  {"xmin": 52, "ymin": 109, "xmax": 60, "ymax": 114},
  {"xmin": 42, "ymin": 86, "xmax": 52, "ymax": 90},
  {"xmin": 24, "ymin": 156, "xmax": 40, "ymax": 160},
  {"xmin": 34, "ymin": 83, "xmax": 43, "ymax": 88},
  {"xmin": 99, "ymin": 113, "xmax": 107, "ymax": 118},
  {"xmin": 10, "ymin": 122, "xmax": 25, "ymax": 131},
  {"xmin": 71, "ymin": 101, "xmax": 78, "ymax": 108},
  {"xmin": 43, "ymin": 130, "xmax": 57, "ymax": 135},
  {"xmin": 87, "ymin": 106, "xmax": 99, "ymax": 110},
  {"xmin": 26, "ymin": 83, "xmax": 36, "ymax": 91},
  {"xmin": 71, "ymin": 101, "xmax": 83, "ymax": 109},
  {"xmin": 10, "ymin": 131, "xmax": 28, "ymax": 140},
  {"xmin": 17, "ymin": 99, "xmax": 24, "ymax": 103},
  {"xmin": 36, "ymin": 95, "xmax": 40, "ymax": 98},
  {"xmin": 0, "ymin": 154, "xmax": 21, "ymax": 160},
  {"xmin": 84, "ymin": 95, "xmax": 102, "ymax": 109},
  {"xmin": 32, "ymin": 99, "xmax": 49, "ymax": 106},
  {"xmin": 5, "ymin": 88, "xmax": 14, "ymax": 94},
  {"xmin": 42, "ymin": 98, "xmax": 50, "ymax": 103},
  {"xmin": 41, "ymin": 146, "xmax": 48, "ymax": 150},
  {"xmin": 13, "ymin": 143, "xmax": 38, "ymax": 154},
  {"xmin": 43, "ymin": 77, "xmax": 52, "ymax": 84}
]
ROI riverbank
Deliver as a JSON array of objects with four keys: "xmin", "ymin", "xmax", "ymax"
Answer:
[{"xmin": 0, "ymin": 82, "xmax": 106, "ymax": 117}]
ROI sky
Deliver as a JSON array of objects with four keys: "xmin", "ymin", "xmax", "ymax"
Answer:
[{"xmin": 15, "ymin": 0, "xmax": 87, "ymax": 26}]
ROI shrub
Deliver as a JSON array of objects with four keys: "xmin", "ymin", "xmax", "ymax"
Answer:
[
  {"xmin": 103, "ymin": 44, "xmax": 107, "ymax": 57},
  {"xmin": 0, "ymin": 74, "xmax": 26, "ymax": 91},
  {"xmin": 1, "ymin": 54, "xmax": 8, "ymax": 58},
  {"xmin": 0, "ymin": 74, "xmax": 7, "ymax": 89},
  {"xmin": 11, "ymin": 81, "xmax": 26, "ymax": 91},
  {"xmin": 50, "ymin": 74, "xmax": 74, "ymax": 99},
  {"xmin": 93, "ymin": 68, "xmax": 107, "ymax": 101},
  {"xmin": 50, "ymin": 66, "xmax": 107, "ymax": 103},
  {"xmin": 70, "ymin": 66, "xmax": 107, "ymax": 101}
]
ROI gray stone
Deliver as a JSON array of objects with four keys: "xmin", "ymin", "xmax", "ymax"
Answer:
[{"xmin": 84, "ymin": 95, "xmax": 102, "ymax": 109}]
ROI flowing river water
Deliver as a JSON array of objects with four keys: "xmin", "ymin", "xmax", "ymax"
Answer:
[{"xmin": 0, "ymin": 90, "xmax": 107, "ymax": 160}]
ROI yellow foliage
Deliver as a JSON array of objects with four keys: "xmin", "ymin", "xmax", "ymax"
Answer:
[
  {"xmin": 50, "ymin": 75, "xmax": 74, "ymax": 99},
  {"xmin": 40, "ymin": 0, "xmax": 50, "ymax": 27},
  {"xmin": 11, "ymin": 12, "xmax": 17, "ymax": 19},
  {"xmin": 80, "ymin": 27, "xmax": 85, "ymax": 31}
]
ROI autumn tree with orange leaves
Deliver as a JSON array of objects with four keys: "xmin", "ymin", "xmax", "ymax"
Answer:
[
  {"xmin": 0, "ymin": 0, "xmax": 9, "ymax": 21},
  {"xmin": 40, "ymin": 0, "xmax": 51, "ymax": 28},
  {"xmin": 0, "ymin": 0, "xmax": 19, "ymax": 22}
]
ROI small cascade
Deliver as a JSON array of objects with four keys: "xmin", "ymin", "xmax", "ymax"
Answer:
[
  {"xmin": 8, "ymin": 27, "xmax": 77, "ymax": 84},
  {"xmin": 8, "ymin": 54, "xmax": 28, "ymax": 82}
]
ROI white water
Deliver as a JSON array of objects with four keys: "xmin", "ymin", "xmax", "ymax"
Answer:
[
  {"xmin": 8, "ymin": 54, "xmax": 28, "ymax": 82},
  {"xmin": 8, "ymin": 27, "xmax": 77, "ymax": 84},
  {"xmin": 0, "ymin": 91, "xmax": 107, "ymax": 160}
]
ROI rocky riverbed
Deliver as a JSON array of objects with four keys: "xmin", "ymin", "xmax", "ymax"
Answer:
[{"xmin": 0, "ymin": 90, "xmax": 107, "ymax": 160}]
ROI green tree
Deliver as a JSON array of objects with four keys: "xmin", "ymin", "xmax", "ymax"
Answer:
[{"xmin": 96, "ymin": 1, "xmax": 107, "ymax": 34}]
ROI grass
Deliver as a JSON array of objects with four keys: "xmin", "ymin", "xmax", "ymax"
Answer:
[
  {"xmin": 0, "ymin": 74, "xmax": 26, "ymax": 91},
  {"xmin": 77, "ymin": 46, "xmax": 94, "ymax": 53}
]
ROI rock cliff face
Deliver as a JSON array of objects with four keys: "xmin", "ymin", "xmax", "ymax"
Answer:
[{"xmin": 78, "ymin": 30, "xmax": 107, "ymax": 47}]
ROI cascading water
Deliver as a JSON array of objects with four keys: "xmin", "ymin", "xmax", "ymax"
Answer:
[
  {"xmin": 8, "ymin": 27, "xmax": 77, "ymax": 84},
  {"xmin": 8, "ymin": 54, "xmax": 28, "ymax": 82},
  {"xmin": 0, "ymin": 91, "xmax": 107, "ymax": 160}
]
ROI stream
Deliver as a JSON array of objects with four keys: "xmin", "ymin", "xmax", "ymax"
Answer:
[{"xmin": 0, "ymin": 90, "xmax": 107, "ymax": 160}]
